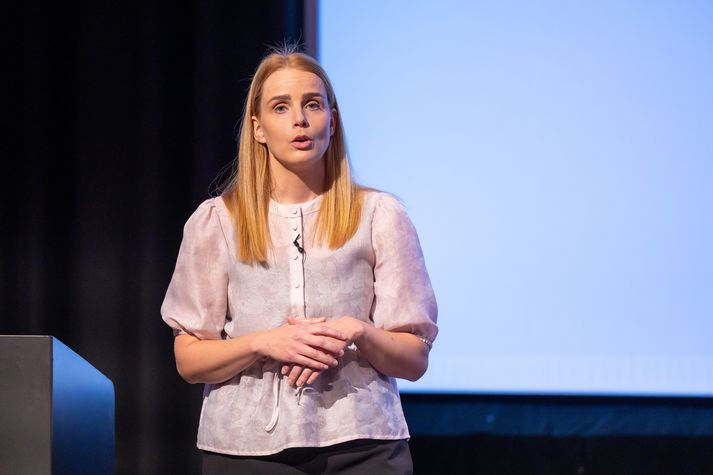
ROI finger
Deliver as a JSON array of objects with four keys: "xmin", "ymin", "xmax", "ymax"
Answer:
[
  {"xmin": 306, "ymin": 325, "xmax": 347, "ymax": 341},
  {"xmin": 288, "ymin": 365, "xmax": 303, "ymax": 386},
  {"xmin": 299, "ymin": 345, "xmax": 339, "ymax": 367},
  {"xmin": 291, "ymin": 353, "xmax": 331, "ymax": 371},
  {"xmin": 288, "ymin": 316, "xmax": 326, "ymax": 325},
  {"xmin": 306, "ymin": 370, "xmax": 321, "ymax": 385},
  {"xmin": 296, "ymin": 368, "xmax": 313, "ymax": 387},
  {"xmin": 301, "ymin": 334, "xmax": 347, "ymax": 355},
  {"xmin": 281, "ymin": 364, "xmax": 291, "ymax": 376}
]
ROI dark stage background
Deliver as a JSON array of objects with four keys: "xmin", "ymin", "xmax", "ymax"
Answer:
[
  {"xmin": 3, "ymin": 1, "xmax": 310, "ymax": 473},
  {"xmin": 3, "ymin": 2, "xmax": 713, "ymax": 475}
]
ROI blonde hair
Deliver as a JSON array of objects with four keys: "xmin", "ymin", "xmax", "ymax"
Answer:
[{"xmin": 222, "ymin": 46, "xmax": 363, "ymax": 265}]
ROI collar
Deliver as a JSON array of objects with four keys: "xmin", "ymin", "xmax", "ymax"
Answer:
[{"xmin": 269, "ymin": 194, "xmax": 323, "ymax": 218}]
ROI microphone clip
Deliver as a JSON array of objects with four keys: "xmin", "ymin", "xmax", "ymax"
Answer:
[{"xmin": 293, "ymin": 234, "xmax": 305, "ymax": 254}]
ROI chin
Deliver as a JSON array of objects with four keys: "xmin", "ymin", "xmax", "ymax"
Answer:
[{"xmin": 274, "ymin": 154, "xmax": 325, "ymax": 171}]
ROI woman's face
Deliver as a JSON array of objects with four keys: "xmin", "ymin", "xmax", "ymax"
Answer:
[{"xmin": 252, "ymin": 68, "xmax": 335, "ymax": 175}]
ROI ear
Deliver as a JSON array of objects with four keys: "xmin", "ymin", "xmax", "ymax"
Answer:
[
  {"xmin": 330, "ymin": 108, "xmax": 337, "ymax": 137},
  {"xmin": 252, "ymin": 116, "xmax": 267, "ymax": 144}
]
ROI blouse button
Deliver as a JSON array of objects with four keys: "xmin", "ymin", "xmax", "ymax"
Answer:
[
  {"xmin": 294, "ymin": 283, "xmax": 301, "ymax": 288},
  {"xmin": 292, "ymin": 225, "xmax": 298, "ymax": 231},
  {"xmin": 291, "ymin": 208, "xmax": 298, "ymax": 215}
]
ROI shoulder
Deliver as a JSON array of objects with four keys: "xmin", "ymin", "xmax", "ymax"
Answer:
[
  {"xmin": 360, "ymin": 189, "xmax": 411, "ymax": 224},
  {"xmin": 182, "ymin": 197, "xmax": 233, "ymax": 247},
  {"xmin": 186, "ymin": 196, "xmax": 231, "ymax": 223},
  {"xmin": 361, "ymin": 189, "xmax": 405, "ymax": 213}
]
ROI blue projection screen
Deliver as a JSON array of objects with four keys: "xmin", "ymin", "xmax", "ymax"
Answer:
[{"xmin": 319, "ymin": 1, "xmax": 713, "ymax": 395}]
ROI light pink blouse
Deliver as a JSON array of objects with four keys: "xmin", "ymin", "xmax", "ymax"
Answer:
[{"xmin": 161, "ymin": 191, "xmax": 438, "ymax": 456}]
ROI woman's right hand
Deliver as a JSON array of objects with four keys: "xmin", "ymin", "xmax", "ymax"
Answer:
[
  {"xmin": 256, "ymin": 319, "xmax": 348, "ymax": 371},
  {"xmin": 279, "ymin": 317, "xmax": 356, "ymax": 387}
]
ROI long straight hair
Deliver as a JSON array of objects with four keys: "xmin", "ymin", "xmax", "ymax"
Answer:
[{"xmin": 222, "ymin": 47, "xmax": 363, "ymax": 265}]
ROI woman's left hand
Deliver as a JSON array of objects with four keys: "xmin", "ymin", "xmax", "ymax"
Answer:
[{"xmin": 281, "ymin": 316, "xmax": 365, "ymax": 387}]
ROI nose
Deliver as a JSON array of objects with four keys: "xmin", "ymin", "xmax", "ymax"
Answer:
[{"xmin": 293, "ymin": 108, "xmax": 308, "ymax": 128}]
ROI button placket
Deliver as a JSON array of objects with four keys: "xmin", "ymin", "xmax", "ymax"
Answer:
[{"xmin": 288, "ymin": 211, "xmax": 305, "ymax": 317}]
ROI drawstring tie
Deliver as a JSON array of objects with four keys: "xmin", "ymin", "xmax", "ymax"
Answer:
[
  {"xmin": 264, "ymin": 370, "xmax": 315, "ymax": 432},
  {"xmin": 264, "ymin": 372, "xmax": 281, "ymax": 432}
]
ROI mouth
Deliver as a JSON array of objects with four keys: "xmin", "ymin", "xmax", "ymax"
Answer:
[{"xmin": 291, "ymin": 135, "xmax": 313, "ymax": 150}]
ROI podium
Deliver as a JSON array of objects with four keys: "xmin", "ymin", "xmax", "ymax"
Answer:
[{"xmin": 0, "ymin": 336, "xmax": 115, "ymax": 474}]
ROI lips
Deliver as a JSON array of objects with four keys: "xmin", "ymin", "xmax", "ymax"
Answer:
[{"xmin": 291, "ymin": 134, "xmax": 313, "ymax": 150}]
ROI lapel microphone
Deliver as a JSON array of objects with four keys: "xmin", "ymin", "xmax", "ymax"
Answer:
[{"xmin": 293, "ymin": 234, "xmax": 305, "ymax": 254}]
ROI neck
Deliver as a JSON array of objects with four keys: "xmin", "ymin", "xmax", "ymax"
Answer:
[{"xmin": 269, "ymin": 157, "xmax": 326, "ymax": 204}]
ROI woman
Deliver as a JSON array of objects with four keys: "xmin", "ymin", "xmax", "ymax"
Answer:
[{"xmin": 161, "ymin": 45, "xmax": 438, "ymax": 474}]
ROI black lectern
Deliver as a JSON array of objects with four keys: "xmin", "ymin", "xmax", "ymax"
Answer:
[{"xmin": 0, "ymin": 336, "xmax": 115, "ymax": 474}]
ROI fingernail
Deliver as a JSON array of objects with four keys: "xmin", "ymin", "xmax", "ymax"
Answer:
[{"xmin": 339, "ymin": 350, "xmax": 345, "ymax": 356}]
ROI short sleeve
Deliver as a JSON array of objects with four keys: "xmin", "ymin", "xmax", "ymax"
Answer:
[
  {"xmin": 161, "ymin": 199, "xmax": 230, "ymax": 340},
  {"xmin": 371, "ymin": 194, "xmax": 438, "ymax": 346}
]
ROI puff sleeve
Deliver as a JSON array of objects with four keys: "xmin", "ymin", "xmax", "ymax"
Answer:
[
  {"xmin": 371, "ymin": 194, "xmax": 438, "ymax": 346},
  {"xmin": 161, "ymin": 199, "xmax": 230, "ymax": 340}
]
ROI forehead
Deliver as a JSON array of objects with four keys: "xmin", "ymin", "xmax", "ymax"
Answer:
[{"xmin": 261, "ymin": 68, "xmax": 327, "ymax": 99}]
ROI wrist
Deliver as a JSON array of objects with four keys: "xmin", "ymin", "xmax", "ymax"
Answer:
[
  {"xmin": 250, "ymin": 330, "xmax": 269, "ymax": 357},
  {"xmin": 352, "ymin": 319, "xmax": 369, "ymax": 344}
]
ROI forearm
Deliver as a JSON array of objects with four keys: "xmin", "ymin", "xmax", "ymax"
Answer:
[
  {"xmin": 354, "ymin": 323, "xmax": 430, "ymax": 381},
  {"xmin": 174, "ymin": 322, "xmax": 347, "ymax": 385},
  {"xmin": 174, "ymin": 333, "xmax": 266, "ymax": 385}
]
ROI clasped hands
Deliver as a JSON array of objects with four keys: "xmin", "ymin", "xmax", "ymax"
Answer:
[{"xmin": 265, "ymin": 316, "xmax": 365, "ymax": 388}]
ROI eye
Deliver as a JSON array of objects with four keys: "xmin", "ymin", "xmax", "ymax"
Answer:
[
  {"xmin": 306, "ymin": 101, "xmax": 322, "ymax": 111},
  {"xmin": 274, "ymin": 104, "xmax": 287, "ymax": 113}
]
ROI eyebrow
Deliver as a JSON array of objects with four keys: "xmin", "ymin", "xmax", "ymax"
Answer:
[{"xmin": 266, "ymin": 92, "xmax": 325, "ymax": 104}]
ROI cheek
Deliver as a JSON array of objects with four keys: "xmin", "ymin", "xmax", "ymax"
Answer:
[
  {"xmin": 262, "ymin": 122, "xmax": 285, "ymax": 144},
  {"xmin": 319, "ymin": 116, "xmax": 333, "ymax": 139}
]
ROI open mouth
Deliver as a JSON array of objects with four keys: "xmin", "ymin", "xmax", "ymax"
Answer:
[{"xmin": 292, "ymin": 135, "xmax": 313, "ymax": 149}]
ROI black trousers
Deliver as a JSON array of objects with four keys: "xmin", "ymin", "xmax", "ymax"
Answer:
[{"xmin": 202, "ymin": 438, "xmax": 413, "ymax": 475}]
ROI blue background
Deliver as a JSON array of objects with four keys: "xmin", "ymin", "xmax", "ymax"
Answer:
[{"xmin": 320, "ymin": 1, "xmax": 713, "ymax": 395}]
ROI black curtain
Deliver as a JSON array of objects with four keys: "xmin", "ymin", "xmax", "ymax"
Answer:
[{"xmin": 2, "ymin": 1, "xmax": 306, "ymax": 473}]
